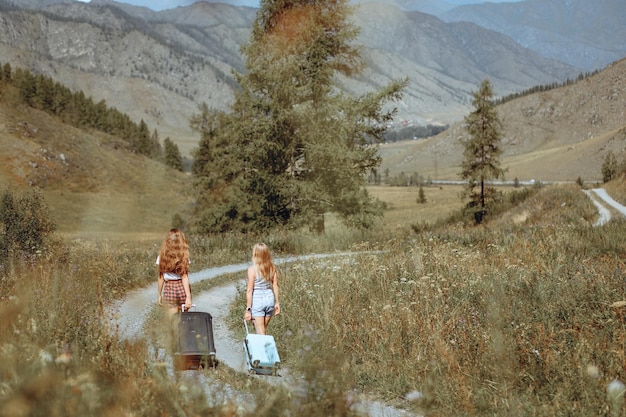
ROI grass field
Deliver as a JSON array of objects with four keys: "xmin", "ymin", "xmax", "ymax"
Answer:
[
  {"xmin": 3, "ymin": 169, "xmax": 626, "ymax": 416},
  {"xmin": 368, "ymin": 184, "xmax": 465, "ymax": 229}
]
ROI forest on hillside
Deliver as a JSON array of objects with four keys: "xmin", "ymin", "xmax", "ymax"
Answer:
[
  {"xmin": 0, "ymin": 62, "xmax": 185, "ymax": 171},
  {"xmin": 383, "ymin": 123, "xmax": 449, "ymax": 143}
]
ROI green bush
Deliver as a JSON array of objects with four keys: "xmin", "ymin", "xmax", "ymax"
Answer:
[{"xmin": 0, "ymin": 189, "xmax": 55, "ymax": 273}]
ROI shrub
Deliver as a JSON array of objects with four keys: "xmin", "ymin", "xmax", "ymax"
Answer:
[{"xmin": 0, "ymin": 188, "xmax": 55, "ymax": 271}]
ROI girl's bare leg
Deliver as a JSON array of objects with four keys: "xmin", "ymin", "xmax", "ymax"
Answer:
[{"xmin": 253, "ymin": 317, "xmax": 267, "ymax": 335}]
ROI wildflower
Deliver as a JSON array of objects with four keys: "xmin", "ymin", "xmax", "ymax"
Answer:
[
  {"xmin": 607, "ymin": 379, "xmax": 625, "ymax": 417},
  {"xmin": 405, "ymin": 390, "xmax": 423, "ymax": 401},
  {"xmin": 607, "ymin": 379, "xmax": 625, "ymax": 399},
  {"xmin": 55, "ymin": 351, "xmax": 72, "ymax": 365},
  {"xmin": 586, "ymin": 364, "xmax": 600, "ymax": 379},
  {"xmin": 39, "ymin": 350, "xmax": 53, "ymax": 364}
]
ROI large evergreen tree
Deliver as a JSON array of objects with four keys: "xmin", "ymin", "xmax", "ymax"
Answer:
[
  {"xmin": 192, "ymin": 0, "xmax": 405, "ymax": 233},
  {"xmin": 460, "ymin": 79, "xmax": 507, "ymax": 223}
]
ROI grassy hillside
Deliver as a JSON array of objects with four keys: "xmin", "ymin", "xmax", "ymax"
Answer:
[
  {"xmin": 0, "ymin": 80, "xmax": 466, "ymax": 239},
  {"xmin": 0, "ymin": 89, "xmax": 193, "ymax": 238},
  {"xmin": 381, "ymin": 57, "xmax": 626, "ymax": 183}
]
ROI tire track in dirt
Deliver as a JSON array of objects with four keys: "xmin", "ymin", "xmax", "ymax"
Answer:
[{"xmin": 584, "ymin": 188, "xmax": 626, "ymax": 226}]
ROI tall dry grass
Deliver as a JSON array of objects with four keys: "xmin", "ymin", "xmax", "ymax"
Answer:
[
  {"xmin": 0, "ymin": 239, "xmax": 229, "ymax": 417},
  {"xmin": 3, "ymin": 182, "xmax": 625, "ymax": 416},
  {"xmin": 0, "ymin": 226, "xmax": 375, "ymax": 417},
  {"xmin": 231, "ymin": 184, "xmax": 626, "ymax": 416}
]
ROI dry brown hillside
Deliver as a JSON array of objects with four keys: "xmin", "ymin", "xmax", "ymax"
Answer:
[
  {"xmin": 380, "ymin": 57, "xmax": 626, "ymax": 183},
  {"xmin": 0, "ymin": 95, "xmax": 193, "ymax": 237}
]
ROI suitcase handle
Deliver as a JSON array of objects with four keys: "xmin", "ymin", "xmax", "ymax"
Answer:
[
  {"xmin": 244, "ymin": 318, "xmax": 256, "ymax": 334},
  {"xmin": 181, "ymin": 303, "xmax": 196, "ymax": 312}
]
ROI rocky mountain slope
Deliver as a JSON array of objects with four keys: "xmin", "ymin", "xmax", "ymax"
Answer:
[
  {"xmin": 380, "ymin": 57, "xmax": 626, "ymax": 183},
  {"xmin": 439, "ymin": 0, "xmax": 626, "ymax": 71},
  {"xmin": 0, "ymin": 0, "xmax": 580, "ymax": 156}
]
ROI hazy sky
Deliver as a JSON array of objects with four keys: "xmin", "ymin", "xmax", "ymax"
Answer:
[{"xmin": 78, "ymin": 0, "xmax": 522, "ymax": 11}]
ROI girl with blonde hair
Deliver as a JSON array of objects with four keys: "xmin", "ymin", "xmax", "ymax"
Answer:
[
  {"xmin": 157, "ymin": 228, "xmax": 192, "ymax": 313},
  {"xmin": 244, "ymin": 243, "xmax": 280, "ymax": 335}
]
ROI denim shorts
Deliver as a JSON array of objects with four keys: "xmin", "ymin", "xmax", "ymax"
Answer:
[{"xmin": 251, "ymin": 289, "xmax": 275, "ymax": 317}]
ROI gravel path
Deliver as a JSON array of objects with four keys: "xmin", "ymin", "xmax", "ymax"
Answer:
[
  {"xmin": 584, "ymin": 188, "xmax": 626, "ymax": 226},
  {"xmin": 108, "ymin": 253, "xmax": 416, "ymax": 417}
]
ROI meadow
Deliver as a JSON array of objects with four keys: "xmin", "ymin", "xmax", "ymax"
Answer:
[{"xmin": 1, "ymin": 181, "xmax": 626, "ymax": 416}]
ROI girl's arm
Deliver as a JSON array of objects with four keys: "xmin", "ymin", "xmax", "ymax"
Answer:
[
  {"xmin": 182, "ymin": 273, "xmax": 192, "ymax": 307},
  {"xmin": 272, "ymin": 270, "xmax": 280, "ymax": 315},
  {"xmin": 244, "ymin": 266, "xmax": 255, "ymax": 319},
  {"xmin": 157, "ymin": 273, "xmax": 164, "ymax": 305}
]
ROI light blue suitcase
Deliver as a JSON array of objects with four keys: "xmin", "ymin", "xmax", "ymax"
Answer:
[{"xmin": 243, "ymin": 320, "xmax": 281, "ymax": 376}]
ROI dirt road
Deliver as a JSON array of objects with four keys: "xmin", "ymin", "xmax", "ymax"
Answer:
[
  {"xmin": 584, "ymin": 188, "xmax": 626, "ymax": 225},
  {"xmin": 108, "ymin": 253, "xmax": 416, "ymax": 417}
]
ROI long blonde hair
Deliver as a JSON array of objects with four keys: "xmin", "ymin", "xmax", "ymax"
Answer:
[
  {"xmin": 252, "ymin": 243, "xmax": 276, "ymax": 283},
  {"xmin": 158, "ymin": 228, "xmax": 190, "ymax": 275}
]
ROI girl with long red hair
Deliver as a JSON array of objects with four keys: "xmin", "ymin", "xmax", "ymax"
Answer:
[{"xmin": 157, "ymin": 228, "xmax": 192, "ymax": 313}]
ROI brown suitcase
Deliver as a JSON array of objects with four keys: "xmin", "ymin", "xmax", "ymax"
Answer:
[{"xmin": 173, "ymin": 306, "xmax": 217, "ymax": 370}]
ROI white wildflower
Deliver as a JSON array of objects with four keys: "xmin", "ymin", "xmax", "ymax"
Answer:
[
  {"xmin": 586, "ymin": 364, "xmax": 600, "ymax": 379},
  {"xmin": 39, "ymin": 350, "xmax": 53, "ymax": 364},
  {"xmin": 405, "ymin": 390, "xmax": 423, "ymax": 401},
  {"xmin": 607, "ymin": 379, "xmax": 625, "ymax": 399},
  {"xmin": 607, "ymin": 378, "xmax": 626, "ymax": 417}
]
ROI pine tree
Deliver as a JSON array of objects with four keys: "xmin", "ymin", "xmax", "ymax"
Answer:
[
  {"xmin": 3, "ymin": 63, "xmax": 11, "ymax": 81},
  {"xmin": 417, "ymin": 184, "xmax": 426, "ymax": 204},
  {"xmin": 191, "ymin": 0, "xmax": 406, "ymax": 233},
  {"xmin": 150, "ymin": 129, "xmax": 163, "ymax": 160},
  {"xmin": 460, "ymin": 79, "xmax": 507, "ymax": 223},
  {"xmin": 601, "ymin": 150, "xmax": 618, "ymax": 183},
  {"xmin": 164, "ymin": 137, "xmax": 184, "ymax": 172},
  {"xmin": 135, "ymin": 119, "xmax": 149, "ymax": 155}
]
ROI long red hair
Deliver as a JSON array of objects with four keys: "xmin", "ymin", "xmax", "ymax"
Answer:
[
  {"xmin": 252, "ymin": 243, "xmax": 276, "ymax": 283},
  {"xmin": 158, "ymin": 228, "xmax": 190, "ymax": 275}
]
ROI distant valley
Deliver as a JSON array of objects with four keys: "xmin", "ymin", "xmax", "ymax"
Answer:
[
  {"xmin": 379, "ymin": 58, "xmax": 626, "ymax": 183},
  {"xmin": 0, "ymin": 0, "xmax": 624, "ymax": 234}
]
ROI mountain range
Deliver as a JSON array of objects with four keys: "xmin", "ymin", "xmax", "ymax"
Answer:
[
  {"xmin": 437, "ymin": 0, "xmax": 626, "ymax": 71},
  {"xmin": 370, "ymin": 0, "xmax": 625, "ymax": 72},
  {"xmin": 2, "ymin": 0, "xmax": 616, "ymax": 157}
]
